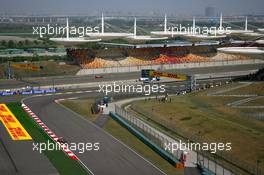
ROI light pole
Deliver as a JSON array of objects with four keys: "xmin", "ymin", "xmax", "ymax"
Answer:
[
  {"xmin": 256, "ymin": 160, "xmax": 260, "ymax": 175},
  {"xmin": 7, "ymin": 60, "xmax": 11, "ymax": 79},
  {"xmin": 52, "ymin": 79, "xmax": 55, "ymax": 93}
]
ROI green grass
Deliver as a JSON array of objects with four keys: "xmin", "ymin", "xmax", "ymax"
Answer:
[
  {"xmin": 129, "ymin": 83, "xmax": 264, "ymax": 173},
  {"xmin": 61, "ymin": 99, "xmax": 98, "ymax": 121},
  {"xmin": 61, "ymin": 99, "xmax": 184, "ymax": 175},
  {"xmin": 10, "ymin": 61, "xmax": 80, "ymax": 78},
  {"xmin": 0, "ymin": 64, "xmax": 4, "ymax": 78},
  {"xmin": 7, "ymin": 102, "xmax": 90, "ymax": 175},
  {"xmin": 180, "ymin": 117, "xmax": 192, "ymax": 121},
  {"xmin": 223, "ymin": 82, "xmax": 264, "ymax": 95}
]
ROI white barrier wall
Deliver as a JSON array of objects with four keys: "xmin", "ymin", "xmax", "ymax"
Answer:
[{"xmin": 76, "ymin": 59, "xmax": 264, "ymax": 75}]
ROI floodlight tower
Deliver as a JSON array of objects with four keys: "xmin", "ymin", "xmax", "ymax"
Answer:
[
  {"xmin": 7, "ymin": 61, "xmax": 12, "ymax": 79},
  {"xmin": 164, "ymin": 14, "xmax": 167, "ymax": 33},
  {"xmin": 192, "ymin": 17, "xmax": 196, "ymax": 34},
  {"xmin": 134, "ymin": 18, "xmax": 137, "ymax": 37},
  {"xmin": 219, "ymin": 13, "xmax": 223, "ymax": 30},
  {"xmin": 245, "ymin": 16, "xmax": 248, "ymax": 31},
  {"xmin": 66, "ymin": 17, "xmax": 69, "ymax": 39},
  {"xmin": 101, "ymin": 13, "xmax": 104, "ymax": 34}
]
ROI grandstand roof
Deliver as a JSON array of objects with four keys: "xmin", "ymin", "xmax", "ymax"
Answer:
[
  {"xmin": 87, "ymin": 32, "xmax": 133, "ymax": 38},
  {"xmin": 86, "ymin": 13, "xmax": 133, "ymax": 40},
  {"xmin": 256, "ymin": 40, "xmax": 264, "ymax": 44},
  {"xmin": 49, "ymin": 18, "xmax": 102, "ymax": 45},
  {"xmin": 228, "ymin": 30, "xmax": 254, "ymax": 34},
  {"xmin": 242, "ymin": 32, "xmax": 264, "ymax": 37},
  {"xmin": 126, "ymin": 18, "xmax": 168, "ymax": 41},
  {"xmin": 217, "ymin": 47, "xmax": 264, "ymax": 55},
  {"xmin": 151, "ymin": 16, "xmax": 194, "ymax": 37},
  {"xmin": 221, "ymin": 16, "xmax": 254, "ymax": 35},
  {"xmin": 184, "ymin": 34, "xmax": 226, "ymax": 39},
  {"xmin": 127, "ymin": 35, "xmax": 168, "ymax": 41},
  {"xmin": 50, "ymin": 37, "xmax": 102, "ymax": 44}
]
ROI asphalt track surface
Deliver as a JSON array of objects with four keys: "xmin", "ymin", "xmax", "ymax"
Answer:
[
  {"xmin": 0, "ymin": 78, "xmax": 247, "ymax": 175},
  {"xmin": 23, "ymin": 92, "xmax": 165, "ymax": 175},
  {"xmin": 1, "ymin": 63, "xmax": 264, "ymax": 89},
  {"xmin": 0, "ymin": 105, "xmax": 58, "ymax": 175},
  {"xmin": 0, "ymin": 127, "xmax": 58, "ymax": 175},
  {"xmin": 0, "ymin": 69, "xmax": 260, "ymax": 175}
]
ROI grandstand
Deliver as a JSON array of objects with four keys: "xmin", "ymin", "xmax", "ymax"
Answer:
[{"xmin": 67, "ymin": 45, "xmax": 253, "ymax": 69}]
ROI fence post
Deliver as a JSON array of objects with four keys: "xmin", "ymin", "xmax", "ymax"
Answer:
[{"xmin": 215, "ymin": 157, "xmax": 217, "ymax": 174}]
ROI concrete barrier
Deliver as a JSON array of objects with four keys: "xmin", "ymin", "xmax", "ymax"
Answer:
[{"xmin": 77, "ymin": 59, "xmax": 264, "ymax": 75}]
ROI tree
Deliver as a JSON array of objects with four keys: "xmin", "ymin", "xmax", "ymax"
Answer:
[
  {"xmin": 24, "ymin": 39, "xmax": 30, "ymax": 46},
  {"xmin": 33, "ymin": 40, "xmax": 39, "ymax": 46},
  {"xmin": 17, "ymin": 41, "xmax": 23, "ymax": 48},
  {"xmin": 1, "ymin": 40, "xmax": 7, "ymax": 47},
  {"xmin": 7, "ymin": 40, "xmax": 16, "ymax": 48}
]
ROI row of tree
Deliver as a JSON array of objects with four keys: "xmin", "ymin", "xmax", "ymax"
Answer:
[{"xmin": 0, "ymin": 39, "xmax": 56, "ymax": 49}]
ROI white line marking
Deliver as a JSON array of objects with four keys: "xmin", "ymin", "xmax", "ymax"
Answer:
[{"xmin": 57, "ymin": 102, "xmax": 166, "ymax": 175}]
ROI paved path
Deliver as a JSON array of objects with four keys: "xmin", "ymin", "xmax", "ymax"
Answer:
[{"xmin": 208, "ymin": 82, "xmax": 264, "ymax": 109}]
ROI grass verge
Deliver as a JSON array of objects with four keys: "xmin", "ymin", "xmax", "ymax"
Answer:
[
  {"xmin": 60, "ymin": 99, "xmax": 97, "ymax": 121},
  {"xmin": 224, "ymin": 82, "xmax": 264, "ymax": 95},
  {"xmin": 128, "ymin": 83, "xmax": 264, "ymax": 174}
]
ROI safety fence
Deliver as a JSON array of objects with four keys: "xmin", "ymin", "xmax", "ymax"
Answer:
[
  {"xmin": 114, "ymin": 105, "xmax": 247, "ymax": 175},
  {"xmin": 128, "ymin": 103, "xmax": 263, "ymax": 175},
  {"xmin": 109, "ymin": 111, "xmax": 182, "ymax": 168}
]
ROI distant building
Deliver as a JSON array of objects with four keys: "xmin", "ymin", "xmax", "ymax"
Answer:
[{"xmin": 205, "ymin": 7, "xmax": 215, "ymax": 17}]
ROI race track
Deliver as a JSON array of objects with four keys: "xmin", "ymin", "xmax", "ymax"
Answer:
[{"xmin": 23, "ymin": 92, "xmax": 165, "ymax": 175}]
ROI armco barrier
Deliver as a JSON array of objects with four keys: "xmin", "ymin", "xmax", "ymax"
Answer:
[
  {"xmin": 109, "ymin": 111, "xmax": 183, "ymax": 168},
  {"xmin": 0, "ymin": 89, "xmax": 57, "ymax": 96},
  {"xmin": 115, "ymin": 105, "xmax": 240, "ymax": 175}
]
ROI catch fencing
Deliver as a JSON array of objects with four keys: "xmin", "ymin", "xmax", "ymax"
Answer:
[
  {"xmin": 114, "ymin": 105, "xmax": 245, "ymax": 175},
  {"xmin": 129, "ymin": 103, "xmax": 263, "ymax": 175}
]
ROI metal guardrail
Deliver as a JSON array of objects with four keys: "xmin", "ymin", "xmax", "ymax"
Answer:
[
  {"xmin": 109, "ymin": 111, "xmax": 181, "ymax": 167},
  {"xmin": 114, "ymin": 105, "xmax": 241, "ymax": 175},
  {"xmin": 129, "ymin": 103, "xmax": 263, "ymax": 175},
  {"xmin": 115, "ymin": 105, "xmax": 183, "ymax": 160}
]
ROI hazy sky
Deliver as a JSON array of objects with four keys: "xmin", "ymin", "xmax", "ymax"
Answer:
[{"xmin": 1, "ymin": 0, "xmax": 264, "ymax": 15}]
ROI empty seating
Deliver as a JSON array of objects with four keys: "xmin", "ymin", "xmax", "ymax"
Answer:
[{"xmin": 67, "ymin": 47, "xmax": 250, "ymax": 69}]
